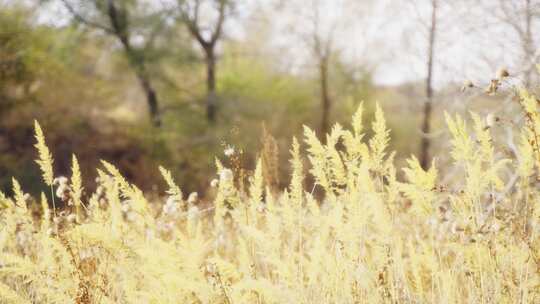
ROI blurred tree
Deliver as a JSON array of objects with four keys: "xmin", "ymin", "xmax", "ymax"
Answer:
[
  {"xmin": 60, "ymin": 0, "xmax": 173, "ymax": 127},
  {"xmin": 308, "ymin": 0, "xmax": 335, "ymax": 140},
  {"xmin": 177, "ymin": 0, "xmax": 233, "ymax": 123},
  {"xmin": 0, "ymin": 8, "xmax": 44, "ymax": 191},
  {"xmin": 0, "ymin": 5, "xmax": 119, "ymax": 194},
  {"xmin": 419, "ymin": 0, "xmax": 438, "ymax": 170},
  {"xmin": 481, "ymin": 0, "xmax": 540, "ymax": 87},
  {"xmin": 0, "ymin": 5, "xmax": 61, "ymax": 112},
  {"xmin": 268, "ymin": 0, "xmax": 368, "ymax": 140}
]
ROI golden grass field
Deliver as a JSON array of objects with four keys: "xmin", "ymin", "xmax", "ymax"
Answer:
[{"xmin": 0, "ymin": 88, "xmax": 539, "ymax": 303}]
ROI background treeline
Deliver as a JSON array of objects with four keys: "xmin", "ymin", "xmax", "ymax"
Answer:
[
  {"xmin": 0, "ymin": 1, "xmax": 376, "ymax": 197},
  {"xmin": 0, "ymin": 0, "xmax": 538, "ymax": 198}
]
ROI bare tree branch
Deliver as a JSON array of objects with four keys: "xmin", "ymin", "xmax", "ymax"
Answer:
[
  {"xmin": 60, "ymin": 0, "xmax": 114, "ymax": 34},
  {"xmin": 177, "ymin": 0, "xmax": 233, "ymax": 122},
  {"xmin": 210, "ymin": 0, "xmax": 227, "ymax": 45}
]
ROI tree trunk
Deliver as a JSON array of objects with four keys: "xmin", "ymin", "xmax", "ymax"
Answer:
[
  {"xmin": 320, "ymin": 57, "xmax": 331, "ymax": 140},
  {"xmin": 205, "ymin": 48, "xmax": 217, "ymax": 123},
  {"xmin": 420, "ymin": 100, "xmax": 432, "ymax": 169},
  {"xmin": 107, "ymin": 1, "xmax": 161, "ymax": 127},
  {"xmin": 420, "ymin": 0, "xmax": 437, "ymax": 170},
  {"xmin": 124, "ymin": 50, "xmax": 161, "ymax": 127},
  {"xmin": 137, "ymin": 74, "xmax": 161, "ymax": 127}
]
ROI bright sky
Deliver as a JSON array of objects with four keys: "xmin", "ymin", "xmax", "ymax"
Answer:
[{"xmin": 29, "ymin": 0, "xmax": 540, "ymax": 88}]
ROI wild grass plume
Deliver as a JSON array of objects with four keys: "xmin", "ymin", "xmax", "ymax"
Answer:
[{"xmin": 1, "ymin": 91, "xmax": 539, "ymax": 303}]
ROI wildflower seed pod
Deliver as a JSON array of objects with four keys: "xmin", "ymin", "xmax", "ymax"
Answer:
[
  {"xmin": 165, "ymin": 196, "xmax": 179, "ymax": 206},
  {"xmin": 23, "ymin": 193, "xmax": 32, "ymax": 203},
  {"xmin": 219, "ymin": 169, "xmax": 233, "ymax": 182},
  {"xmin": 125, "ymin": 211, "xmax": 136, "ymax": 222},
  {"xmin": 256, "ymin": 203, "xmax": 266, "ymax": 213},
  {"xmin": 224, "ymin": 145, "xmax": 235, "ymax": 157},
  {"xmin": 461, "ymin": 80, "xmax": 474, "ymax": 92},
  {"xmin": 66, "ymin": 214, "xmax": 76, "ymax": 223},
  {"xmin": 485, "ymin": 79, "xmax": 500, "ymax": 95},
  {"xmin": 121, "ymin": 203, "xmax": 131, "ymax": 213},
  {"xmin": 187, "ymin": 192, "xmax": 198, "ymax": 204},
  {"xmin": 99, "ymin": 198, "xmax": 108, "ymax": 208},
  {"xmin": 187, "ymin": 205, "xmax": 200, "ymax": 221},
  {"xmin": 55, "ymin": 184, "xmax": 71, "ymax": 201},
  {"xmin": 162, "ymin": 200, "xmax": 178, "ymax": 216},
  {"xmin": 79, "ymin": 249, "xmax": 93, "ymax": 260},
  {"xmin": 206, "ymin": 263, "xmax": 217, "ymax": 274},
  {"xmin": 486, "ymin": 113, "xmax": 496, "ymax": 128},
  {"xmin": 496, "ymin": 67, "xmax": 509, "ymax": 79},
  {"xmin": 95, "ymin": 186, "xmax": 105, "ymax": 197},
  {"xmin": 490, "ymin": 221, "xmax": 501, "ymax": 233},
  {"xmin": 53, "ymin": 176, "xmax": 68, "ymax": 187}
]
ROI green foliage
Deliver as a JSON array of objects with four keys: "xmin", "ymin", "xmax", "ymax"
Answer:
[{"xmin": 0, "ymin": 3, "xmax": 380, "ymax": 197}]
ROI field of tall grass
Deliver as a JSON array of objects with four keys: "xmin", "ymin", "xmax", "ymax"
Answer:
[{"xmin": 0, "ymin": 86, "xmax": 539, "ymax": 303}]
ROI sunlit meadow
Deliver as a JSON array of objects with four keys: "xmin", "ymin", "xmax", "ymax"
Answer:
[{"xmin": 1, "ymin": 86, "xmax": 539, "ymax": 303}]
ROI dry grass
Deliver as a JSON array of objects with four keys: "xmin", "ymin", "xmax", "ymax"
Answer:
[{"xmin": 0, "ymin": 88, "xmax": 539, "ymax": 303}]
